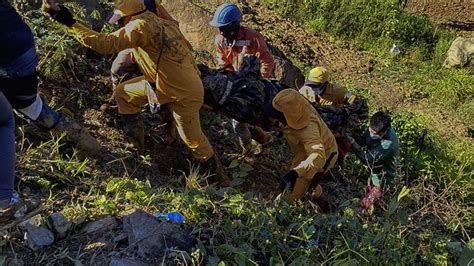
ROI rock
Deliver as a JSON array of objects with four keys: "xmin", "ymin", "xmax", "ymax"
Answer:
[
  {"xmin": 113, "ymin": 233, "xmax": 128, "ymax": 245},
  {"xmin": 81, "ymin": 217, "xmax": 118, "ymax": 235},
  {"xmin": 123, "ymin": 210, "xmax": 195, "ymax": 259},
  {"xmin": 162, "ymin": 0, "xmax": 219, "ymax": 54},
  {"xmin": 24, "ymin": 216, "xmax": 55, "ymax": 251},
  {"xmin": 48, "ymin": 212, "xmax": 71, "ymax": 239},
  {"xmin": 109, "ymin": 258, "xmax": 148, "ymax": 266},
  {"xmin": 272, "ymin": 56, "xmax": 305, "ymax": 88},
  {"xmin": 444, "ymin": 37, "xmax": 474, "ymax": 68},
  {"xmin": 19, "ymin": 214, "xmax": 42, "ymax": 228}
]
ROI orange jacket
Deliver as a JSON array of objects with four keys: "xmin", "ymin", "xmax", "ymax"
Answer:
[{"xmin": 215, "ymin": 26, "xmax": 274, "ymax": 79}]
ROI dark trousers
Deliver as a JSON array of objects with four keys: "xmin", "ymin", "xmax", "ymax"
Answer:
[{"xmin": 0, "ymin": 91, "xmax": 15, "ymax": 201}]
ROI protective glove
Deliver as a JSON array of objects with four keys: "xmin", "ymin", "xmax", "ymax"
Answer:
[
  {"xmin": 279, "ymin": 170, "xmax": 298, "ymax": 191},
  {"xmin": 42, "ymin": 0, "xmax": 76, "ymax": 27},
  {"xmin": 360, "ymin": 185, "xmax": 382, "ymax": 210}
]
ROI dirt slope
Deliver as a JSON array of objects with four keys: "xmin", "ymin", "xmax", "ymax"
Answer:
[{"xmin": 405, "ymin": 0, "xmax": 474, "ymax": 35}]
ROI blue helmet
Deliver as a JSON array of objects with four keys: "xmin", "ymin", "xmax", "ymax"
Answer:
[{"xmin": 209, "ymin": 3, "xmax": 242, "ymax": 27}]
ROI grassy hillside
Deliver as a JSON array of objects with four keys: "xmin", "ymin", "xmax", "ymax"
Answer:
[{"xmin": 1, "ymin": 1, "xmax": 472, "ymax": 265}]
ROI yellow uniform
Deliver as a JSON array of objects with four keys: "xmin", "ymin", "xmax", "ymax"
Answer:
[
  {"xmin": 69, "ymin": 11, "xmax": 213, "ymax": 161},
  {"xmin": 299, "ymin": 66, "xmax": 355, "ymax": 107},
  {"xmin": 299, "ymin": 82, "xmax": 349, "ymax": 106},
  {"xmin": 273, "ymin": 89, "xmax": 338, "ymax": 201}
]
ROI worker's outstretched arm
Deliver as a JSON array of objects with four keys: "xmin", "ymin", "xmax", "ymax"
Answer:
[
  {"xmin": 253, "ymin": 33, "xmax": 274, "ymax": 79},
  {"xmin": 70, "ymin": 22, "xmax": 142, "ymax": 55},
  {"xmin": 42, "ymin": 0, "xmax": 142, "ymax": 55},
  {"xmin": 352, "ymin": 138, "xmax": 397, "ymax": 166}
]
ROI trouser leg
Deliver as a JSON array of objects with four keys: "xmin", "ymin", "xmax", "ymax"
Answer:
[
  {"xmin": 171, "ymin": 105, "xmax": 215, "ymax": 162},
  {"xmin": 0, "ymin": 91, "xmax": 15, "ymax": 201},
  {"xmin": 232, "ymin": 120, "xmax": 252, "ymax": 153},
  {"xmin": 113, "ymin": 76, "xmax": 149, "ymax": 153},
  {"xmin": 1, "ymin": 73, "xmax": 99, "ymax": 157},
  {"xmin": 114, "ymin": 76, "xmax": 149, "ymax": 115}
]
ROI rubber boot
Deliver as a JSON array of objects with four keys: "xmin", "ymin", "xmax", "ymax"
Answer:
[
  {"xmin": 121, "ymin": 114, "xmax": 145, "ymax": 155},
  {"xmin": 201, "ymin": 155, "xmax": 231, "ymax": 187},
  {"xmin": 52, "ymin": 115, "xmax": 101, "ymax": 158},
  {"xmin": 160, "ymin": 105, "xmax": 177, "ymax": 145}
]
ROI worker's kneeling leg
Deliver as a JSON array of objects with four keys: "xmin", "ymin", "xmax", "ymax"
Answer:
[{"xmin": 114, "ymin": 76, "xmax": 149, "ymax": 115}]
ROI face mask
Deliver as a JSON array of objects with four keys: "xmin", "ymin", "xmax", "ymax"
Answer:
[
  {"xmin": 370, "ymin": 133, "xmax": 383, "ymax": 140},
  {"xmin": 369, "ymin": 126, "xmax": 385, "ymax": 140}
]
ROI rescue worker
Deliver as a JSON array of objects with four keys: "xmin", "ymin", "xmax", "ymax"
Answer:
[
  {"xmin": 0, "ymin": 0, "xmax": 100, "ymax": 159},
  {"xmin": 110, "ymin": 0, "xmax": 181, "ymax": 85},
  {"xmin": 266, "ymin": 89, "xmax": 338, "ymax": 211},
  {"xmin": 42, "ymin": 0, "xmax": 230, "ymax": 185},
  {"xmin": 104, "ymin": 0, "xmax": 185, "ymax": 145},
  {"xmin": 209, "ymin": 3, "xmax": 275, "ymax": 164},
  {"xmin": 299, "ymin": 66, "xmax": 369, "ymax": 161},
  {"xmin": 299, "ymin": 67, "xmax": 357, "ymax": 107},
  {"xmin": 346, "ymin": 112, "xmax": 400, "ymax": 210}
]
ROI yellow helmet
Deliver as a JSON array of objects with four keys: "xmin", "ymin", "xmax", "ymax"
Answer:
[
  {"xmin": 307, "ymin": 67, "xmax": 330, "ymax": 84},
  {"xmin": 109, "ymin": 0, "xmax": 147, "ymax": 24}
]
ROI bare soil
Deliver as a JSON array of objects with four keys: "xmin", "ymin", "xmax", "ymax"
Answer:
[{"xmin": 405, "ymin": 0, "xmax": 474, "ymax": 35}]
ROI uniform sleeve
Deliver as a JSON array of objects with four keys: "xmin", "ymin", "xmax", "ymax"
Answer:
[
  {"xmin": 320, "ymin": 84, "xmax": 348, "ymax": 105},
  {"xmin": 292, "ymin": 127, "xmax": 327, "ymax": 178},
  {"xmin": 215, "ymin": 36, "xmax": 233, "ymax": 70},
  {"xmin": 253, "ymin": 33, "xmax": 274, "ymax": 79},
  {"xmin": 156, "ymin": 5, "xmax": 178, "ymax": 26},
  {"xmin": 69, "ymin": 22, "xmax": 142, "ymax": 55}
]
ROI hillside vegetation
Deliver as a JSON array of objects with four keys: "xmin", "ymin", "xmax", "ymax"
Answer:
[{"xmin": 0, "ymin": 0, "xmax": 472, "ymax": 265}]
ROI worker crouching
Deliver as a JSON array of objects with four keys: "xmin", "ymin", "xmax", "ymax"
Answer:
[
  {"xmin": 42, "ymin": 0, "xmax": 230, "ymax": 185},
  {"xmin": 266, "ymin": 89, "xmax": 338, "ymax": 211}
]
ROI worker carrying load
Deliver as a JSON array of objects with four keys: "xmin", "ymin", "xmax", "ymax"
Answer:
[
  {"xmin": 299, "ymin": 67, "xmax": 369, "ymax": 161},
  {"xmin": 102, "ymin": 0, "xmax": 188, "ymax": 146},
  {"xmin": 42, "ymin": 0, "xmax": 230, "ymax": 186},
  {"xmin": 200, "ymin": 58, "xmax": 338, "ymax": 212},
  {"xmin": 210, "ymin": 3, "xmax": 275, "ymax": 164}
]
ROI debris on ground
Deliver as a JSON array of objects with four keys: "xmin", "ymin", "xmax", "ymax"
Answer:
[
  {"xmin": 444, "ymin": 37, "xmax": 474, "ymax": 68},
  {"xmin": 81, "ymin": 216, "xmax": 118, "ymax": 235},
  {"xmin": 47, "ymin": 212, "xmax": 71, "ymax": 239},
  {"xmin": 123, "ymin": 209, "xmax": 195, "ymax": 259},
  {"xmin": 24, "ymin": 215, "xmax": 55, "ymax": 251}
]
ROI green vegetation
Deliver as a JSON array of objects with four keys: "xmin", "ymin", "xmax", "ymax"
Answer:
[
  {"xmin": 259, "ymin": 0, "xmax": 452, "ymax": 59},
  {"xmin": 1, "ymin": 1, "xmax": 472, "ymax": 265},
  {"xmin": 6, "ymin": 134, "xmax": 472, "ymax": 264}
]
